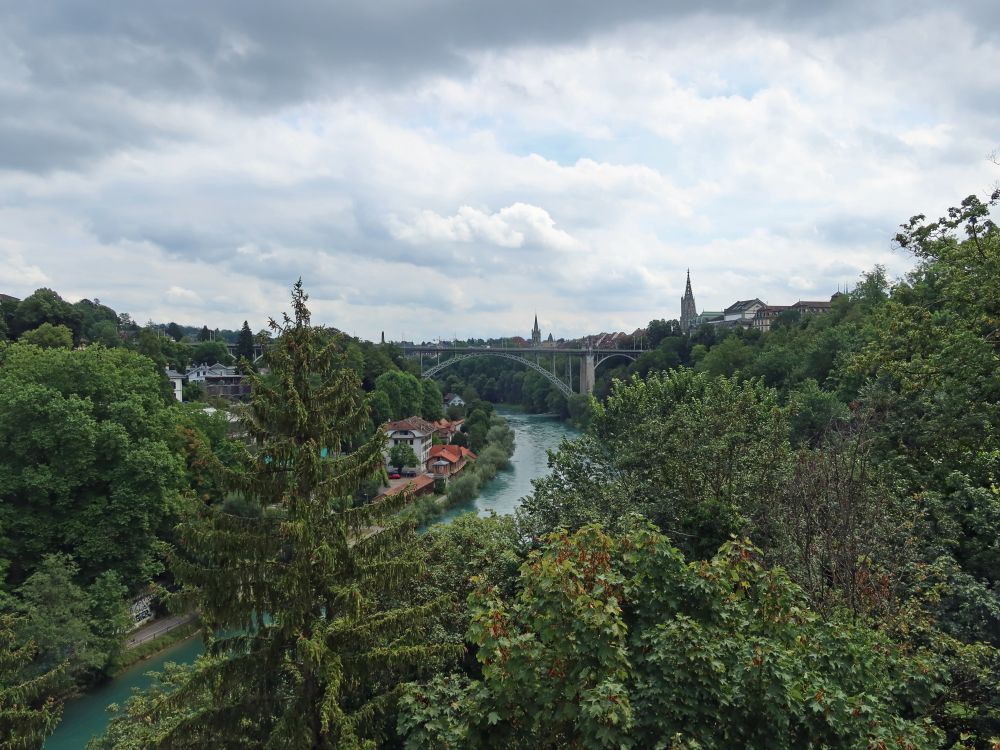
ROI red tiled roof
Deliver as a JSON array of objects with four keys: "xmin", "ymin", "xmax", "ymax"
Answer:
[
  {"xmin": 429, "ymin": 445, "xmax": 477, "ymax": 463},
  {"xmin": 380, "ymin": 474, "xmax": 434, "ymax": 496},
  {"xmin": 383, "ymin": 417, "xmax": 436, "ymax": 435}
]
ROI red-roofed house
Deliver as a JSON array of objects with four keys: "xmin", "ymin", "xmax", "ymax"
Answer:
[
  {"xmin": 427, "ymin": 444, "xmax": 477, "ymax": 479},
  {"xmin": 376, "ymin": 474, "xmax": 436, "ymax": 500},
  {"xmin": 432, "ymin": 418, "xmax": 464, "ymax": 443}
]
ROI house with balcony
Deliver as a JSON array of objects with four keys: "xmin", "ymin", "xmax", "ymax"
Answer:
[{"xmin": 383, "ymin": 417, "xmax": 436, "ymax": 471}]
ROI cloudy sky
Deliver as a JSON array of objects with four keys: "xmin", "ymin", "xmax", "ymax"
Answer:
[{"xmin": 1, "ymin": 1, "xmax": 998, "ymax": 341}]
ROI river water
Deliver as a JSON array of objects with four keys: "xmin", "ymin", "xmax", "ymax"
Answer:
[{"xmin": 46, "ymin": 408, "xmax": 578, "ymax": 748}]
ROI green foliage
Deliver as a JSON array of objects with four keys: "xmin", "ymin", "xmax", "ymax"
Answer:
[
  {"xmin": 0, "ymin": 343, "xmax": 185, "ymax": 589},
  {"xmin": 181, "ymin": 380, "xmax": 204, "ymax": 402},
  {"xmin": 446, "ymin": 473, "xmax": 481, "ymax": 505},
  {"xmin": 235, "ymin": 320, "xmax": 254, "ymax": 363},
  {"xmin": 9, "ymin": 288, "xmax": 83, "ymax": 344},
  {"xmin": 189, "ymin": 339, "xmax": 232, "ymax": 366},
  {"xmin": 390, "ymin": 442, "xmax": 420, "ymax": 472},
  {"xmin": 18, "ymin": 323, "xmax": 73, "ymax": 349},
  {"xmin": 420, "ymin": 378, "xmax": 444, "ymax": 421},
  {"xmin": 522, "ymin": 369, "xmax": 791, "ymax": 559},
  {"xmin": 88, "ymin": 320, "xmax": 121, "ymax": 348},
  {"xmin": 0, "ymin": 614, "xmax": 64, "ymax": 750},
  {"xmin": 401, "ymin": 526, "xmax": 946, "ymax": 749},
  {"xmin": 86, "ymin": 661, "xmax": 203, "ymax": 750},
  {"xmin": 139, "ymin": 282, "xmax": 460, "ymax": 747},
  {"xmin": 694, "ymin": 334, "xmax": 754, "ymax": 377},
  {"xmin": 376, "ymin": 369, "xmax": 424, "ymax": 420},
  {"xmin": 14, "ymin": 554, "xmax": 129, "ymax": 692}
]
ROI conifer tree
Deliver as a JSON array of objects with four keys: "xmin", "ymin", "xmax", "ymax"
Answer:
[
  {"xmin": 157, "ymin": 281, "xmax": 459, "ymax": 748},
  {"xmin": 236, "ymin": 320, "xmax": 255, "ymax": 364},
  {"xmin": 0, "ymin": 615, "xmax": 64, "ymax": 750}
]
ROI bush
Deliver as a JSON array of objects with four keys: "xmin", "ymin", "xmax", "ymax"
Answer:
[{"xmin": 447, "ymin": 474, "xmax": 481, "ymax": 505}]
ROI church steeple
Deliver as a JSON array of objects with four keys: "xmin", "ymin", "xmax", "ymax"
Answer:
[
  {"xmin": 531, "ymin": 313, "xmax": 541, "ymax": 346},
  {"xmin": 679, "ymin": 269, "xmax": 698, "ymax": 334}
]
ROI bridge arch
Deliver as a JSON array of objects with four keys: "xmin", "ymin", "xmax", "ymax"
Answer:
[
  {"xmin": 420, "ymin": 352, "xmax": 573, "ymax": 399},
  {"xmin": 594, "ymin": 352, "xmax": 638, "ymax": 370}
]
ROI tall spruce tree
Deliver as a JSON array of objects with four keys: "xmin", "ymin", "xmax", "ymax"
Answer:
[
  {"xmin": 0, "ymin": 615, "xmax": 65, "ymax": 750},
  {"xmin": 236, "ymin": 320, "xmax": 255, "ymax": 364},
  {"xmin": 158, "ymin": 281, "xmax": 459, "ymax": 748}
]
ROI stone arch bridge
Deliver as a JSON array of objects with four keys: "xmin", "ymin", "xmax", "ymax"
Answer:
[{"xmin": 402, "ymin": 346, "xmax": 643, "ymax": 397}]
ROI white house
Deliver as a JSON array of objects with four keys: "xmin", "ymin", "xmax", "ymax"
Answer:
[
  {"xmin": 165, "ymin": 368, "xmax": 184, "ymax": 402},
  {"xmin": 443, "ymin": 393, "xmax": 465, "ymax": 408},
  {"xmin": 185, "ymin": 362, "xmax": 236, "ymax": 382},
  {"xmin": 383, "ymin": 417, "xmax": 436, "ymax": 470}
]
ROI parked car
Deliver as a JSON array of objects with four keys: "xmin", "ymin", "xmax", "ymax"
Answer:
[
  {"xmin": 388, "ymin": 473, "xmax": 401, "ymax": 479},
  {"xmin": 402, "ymin": 469, "xmax": 417, "ymax": 477}
]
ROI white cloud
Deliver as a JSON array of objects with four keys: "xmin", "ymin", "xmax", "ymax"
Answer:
[
  {"xmin": 166, "ymin": 285, "xmax": 199, "ymax": 302},
  {"xmin": 388, "ymin": 202, "xmax": 580, "ymax": 252}
]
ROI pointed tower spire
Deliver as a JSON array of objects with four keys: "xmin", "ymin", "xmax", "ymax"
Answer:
[
  {"xmin": 531, "ymin": 313, "xmax": 542, "ymax": 347},
  {"xmin": 680, "ymin": 270, "xmax": 698, "ymax": 334}
]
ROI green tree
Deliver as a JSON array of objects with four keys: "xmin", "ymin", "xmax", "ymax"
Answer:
[
  {"xmin": 369, "ymin": 390, "xmax": 393, "ymax": 427},
  {"xmin": 197, "ymin": 325, "xmax": 211, "ymax": 342},
  {"xmin": 389, "ymin": 443, "xmax": 419, "ymax": 472},
  {"xmin": 400, "ymin": 525, "xmax": 945, "ymax": 749},
  {"xmin": 236, "ymin": 319, "xmax": 254, "ymax": 363},
  {"xmin": 19, "ymin": 323, "xmax": 73, "ymax": 349},
  {"xmin": 149, "ymin": 282, "xmax": 458, "ymax": 746},
  {"xmin": 9, "ymin": 288, "xmax": 83, "ymax": 343},
  {"xmin": 694, "ymin": 334, "xmax": 754, "ymax": 377},
  {"xmin": 420, "ymin": 378, "xmax": 444, "ymax": 421},
  {"xmin": 375, "ymin": 369, "xmax": 423, "ymax": 420},
  {"xmin": 0, "ymin": 343, "xmax": 185, "ymax": 588},
  {"xmin": 88, "ymin": 320, "xmax": 121, "ymax": 348},
  {"xmin": 165, "ymin": 322, "xmax": 184, "ymax": 342},
  {"xmin": 521, "ymin": 369, "xmax": 791, "ymax": 559},
  {"xmin": 190, "ymin": 339, "xmax": 232, "ymax": 366},
  {"xmin": 0, "ymin": 614, "xmax": 64, "ymax": 750},
  {"xmin": 15, "ymin": 554, "xmax": 127, "ymax": 692}
]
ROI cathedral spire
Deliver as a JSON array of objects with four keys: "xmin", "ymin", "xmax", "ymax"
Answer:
[
  {"xmin": 680, "ymin": 270, "xmax": 698, "ymax": 334},
  {"xmin": 531, "ymin": 313, "xmax": 541, "ymax": 346}
]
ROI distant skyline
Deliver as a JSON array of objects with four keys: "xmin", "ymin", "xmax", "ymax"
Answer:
[{"xmin": 1, "ymin": 1, "xmax": 998, "ymax": 341}]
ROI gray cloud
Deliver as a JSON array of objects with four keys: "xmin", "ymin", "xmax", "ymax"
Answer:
[{"xmin": 0, "ymin": 1, "xmax": 997, "ymax": 340}]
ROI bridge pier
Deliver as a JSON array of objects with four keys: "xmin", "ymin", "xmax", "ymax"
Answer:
[{"xmin": 579, "ymin": 352, "xmax": 595, "ymax": 395}]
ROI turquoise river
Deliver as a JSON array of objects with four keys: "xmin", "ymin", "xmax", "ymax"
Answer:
[{"xmin": 46, "ymin": 408, "xmax": 578, "ymax": 748}]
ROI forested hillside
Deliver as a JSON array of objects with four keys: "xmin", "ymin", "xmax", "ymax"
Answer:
[{"xmin": 3, "ymin": 190, "xmax": 999, "ymax": 748}]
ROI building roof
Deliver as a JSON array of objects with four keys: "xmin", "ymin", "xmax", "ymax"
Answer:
[
  {"xmin": 754, "ymin": 305, "xmax": 792, "ymax": 317},
  {"xmin": 724, "ymin": 298, "xmax": 765, "ymax": 315},
  {"xmin": 792, "ymin": 300, "xmax": 833, "ymax": 309},
  {"xmin": 383, "ymin": 417, "xmax": 437, "ymax": 435},
  {"xmin": 429, "ymin": 444, "xmax": 477, "ymax": 464},
  {"xmin": 379, "ymin": 474, "xmax": 435, "ymax": 497}
]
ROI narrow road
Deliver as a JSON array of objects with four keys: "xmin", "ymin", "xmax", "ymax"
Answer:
[{"xmin": 126, "ymin": 613, "xmax": 196, "ymax": 649}]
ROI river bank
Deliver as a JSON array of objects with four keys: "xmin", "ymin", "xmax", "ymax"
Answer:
[{"xmin": 44, "ymin": 407, "xmax": 579, "ymax": 748}]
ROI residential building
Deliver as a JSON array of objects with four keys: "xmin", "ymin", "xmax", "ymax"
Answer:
[
  {"xmin": 427, "ymin": 444, "xmax": 477, "ymax": 478},
  {"xmin": 383, "ymin": 416, "xmax": 436, "ymax": 470},
  {"xmin": 165, "ymin": 368, "xmax": 184, "ymax": 402},
  {"xmin": 185, "ymin": 362, "xmax": 250, "ymax": 400},
  {"xmin": 185, "ymin": 362, "xmax": 236, "ymax": 382},
  {"xmin": 432, "ymin": 418, "xmax": 464, "ymax": 443},
  {"xmin": 443, "ymin": 393, "xmax": 465, "ymax": 408}
]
